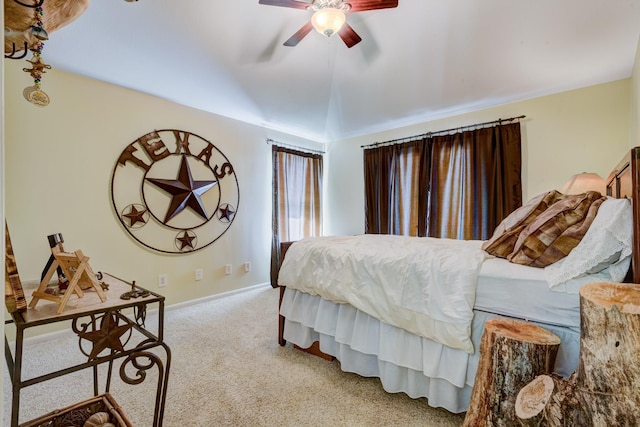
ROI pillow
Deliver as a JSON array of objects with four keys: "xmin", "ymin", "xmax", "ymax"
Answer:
[
  {"xmin": 482, "ymin": 190, "xmax": 564, "ymax": 258},
  {"xmin": 507, "ymin": 191, "xmax": 605, "ymax": 267},
  {"xmin": 545, "ymin": 197, "xmax": 633, "ymax": 292}
]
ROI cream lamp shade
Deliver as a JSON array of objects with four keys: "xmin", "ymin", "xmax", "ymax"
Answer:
[
  {"xmin": 560, "ymin": 172, "xmax": 606, "ymax": 195},
  {"xmin": 311, "ymin": 8, "xmax": 346, "ymax": 37}
]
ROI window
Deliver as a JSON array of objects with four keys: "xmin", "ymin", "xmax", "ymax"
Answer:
[
  {"xmin": 364, "ymin": 122, "xmax": 522, "ymax": 240},
  {"xmin": 270, "ymin": 146, "xmax": 323, "ymax": 287}
]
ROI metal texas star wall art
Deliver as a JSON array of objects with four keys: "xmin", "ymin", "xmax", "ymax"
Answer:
[{"xmin": 110, "ymin": 129, "xmax": 240, "ymax": 254}]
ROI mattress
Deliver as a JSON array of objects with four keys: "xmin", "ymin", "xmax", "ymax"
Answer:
[{"xmin": 476, "ymin": 257, "xmax": 580, "ymax": 329}]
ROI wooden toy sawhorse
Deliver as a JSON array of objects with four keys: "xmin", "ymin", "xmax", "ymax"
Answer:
[{"xmin": 29, "ymin": 244, "xmax": 106, "ymax": 313}]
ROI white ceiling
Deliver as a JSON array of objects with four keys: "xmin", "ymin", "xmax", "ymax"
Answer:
[{"xmin": 21, "ymin": 0, "xmax": 640, "ymax": 142}]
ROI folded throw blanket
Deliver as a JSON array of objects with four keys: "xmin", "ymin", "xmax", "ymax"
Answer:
[{"xmin": 484, "ymin": 191, "xmax": 606, "ymax": 267}]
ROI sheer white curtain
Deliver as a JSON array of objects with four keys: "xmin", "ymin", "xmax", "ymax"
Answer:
[{"xmin": 390, "ymin": 143, "xmax": 425, "ymax": 236}]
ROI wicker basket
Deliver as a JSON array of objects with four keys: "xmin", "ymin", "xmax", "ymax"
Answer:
[{"xmin": 20, "ymin": 393, "xmax": 132, "ymax": 427}]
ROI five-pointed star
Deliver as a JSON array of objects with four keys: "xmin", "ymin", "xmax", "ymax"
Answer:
[
  {"xmin": 123, "ymin": 205, "xmax": 147, "ymax": 227},
  {"xmin": 78, "ymin": 313, "xmax": 133, "ymax": 360},
  {"xmin": 176, "ymin": 231, "xmax": 196, "ymax": 250},
  {"xmin": 146, "ymin": 154, "xmax": 218, "ymax": 224},
  {"xmin": 218, "ymin": 204, "xmax": 235, "ymax": 222}
]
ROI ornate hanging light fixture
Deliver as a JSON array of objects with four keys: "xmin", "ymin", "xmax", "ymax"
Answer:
[{"xmin": 308, "ymin": 0, "xmax": 351, "ymax": 37}]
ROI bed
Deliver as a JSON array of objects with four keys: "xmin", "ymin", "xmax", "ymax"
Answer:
[{"xmin": 276, "ymin": 147, "xmax": 640, "ymax": 414}]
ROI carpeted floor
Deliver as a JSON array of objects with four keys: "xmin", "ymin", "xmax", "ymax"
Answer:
[{"xmin": 4, "ymin": 285, "xmax": 465, "ymax": 426}]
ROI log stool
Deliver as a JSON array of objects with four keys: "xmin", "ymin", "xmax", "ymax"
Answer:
[
  {"xmin": 463, "ymin": 318, "xmax": 561, "ymax": 427},
  {"xmin": 516, "ymin": 282, "xmax": 640, "ymax": 426}
]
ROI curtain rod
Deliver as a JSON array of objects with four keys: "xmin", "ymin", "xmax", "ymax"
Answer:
[
  {"xmin": 266, "ymin": 138, "xmax": 325, "ymax": 155},
  {"xmin": 361, "ymin": 115, "xmax": 526, "ymax": 149}
]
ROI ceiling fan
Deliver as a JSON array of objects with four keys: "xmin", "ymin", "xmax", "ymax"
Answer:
[{"xmin": 258, "ymin": 0, "xmax": 398, "ymax": 48}]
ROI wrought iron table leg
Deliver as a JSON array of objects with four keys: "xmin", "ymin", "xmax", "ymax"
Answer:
[{"xmin": 10, "ymin": 326, "xmax": 25, "ymax": 427}]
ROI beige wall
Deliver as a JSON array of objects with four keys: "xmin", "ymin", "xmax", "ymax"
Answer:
[
  {"xmin": 3, "ymin": 60, "xmax": 322, "ymax": 307},
  {"xmin": 325, "ymin": 79, "xmax": 632, "ymax": 236}
]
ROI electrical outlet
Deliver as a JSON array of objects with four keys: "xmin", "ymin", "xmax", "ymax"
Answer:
[
  {"xmin": 244, "ymin": 262, "xmax": 251, "ymax": 273},
  {"xmin": 158, "ymin": 274, "xmax": 168, "ymax": 287},
  {"xmin": 225, "ymin": 264, "xmax": 232, "ymax": 275},
  {"xmin": 195, "ymin": 268, "xmax": 203, "ymax": 281}
]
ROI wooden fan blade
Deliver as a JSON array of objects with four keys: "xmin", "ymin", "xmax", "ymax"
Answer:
[
  {"xmin": 258, "ymin": 0, "xmax": 311, "ymax": 10},
  {"xmin": 284, "ymin": 21, "xmax": 314, "ymax": 46},
  {"xmin": 338, "ymin": 23, "xmax": 362, "ymax": 48},
  {"xmin": 347, "ymin": 0, "xmax": 398, "ymax": 13}
]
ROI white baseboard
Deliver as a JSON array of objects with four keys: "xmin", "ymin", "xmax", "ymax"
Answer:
[{"xmin": 165, "ymin": 282, "xmax": 271, "ymax": 312}]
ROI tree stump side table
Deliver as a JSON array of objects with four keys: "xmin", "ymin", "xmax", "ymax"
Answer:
[{"xmin": 463, "ymin": 317, "xmax": 561, "ymax": 427}]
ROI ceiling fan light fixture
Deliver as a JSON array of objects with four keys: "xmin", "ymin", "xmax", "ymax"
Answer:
[{"xmin": 311, "ymin": 8, "xmax": 346, "ymax": 37}]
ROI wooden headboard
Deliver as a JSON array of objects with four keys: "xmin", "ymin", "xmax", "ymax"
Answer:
[{"xmin": 606, "ymin": 146, "xmax": 640, "ymax": 283}]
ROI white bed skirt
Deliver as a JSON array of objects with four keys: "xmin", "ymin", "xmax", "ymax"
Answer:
[{"xmin": 280, "ymin": 288, "xmax": 581, "ymax": 414}]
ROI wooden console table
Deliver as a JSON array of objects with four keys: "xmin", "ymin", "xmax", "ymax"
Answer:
[{"xmin": 4, "ymin": 273, "xmax": 171, "ymax": 427}]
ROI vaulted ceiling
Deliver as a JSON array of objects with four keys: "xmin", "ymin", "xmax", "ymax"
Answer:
[{"xmin": 8, "ymin": 0, "xmax": 640, "ymax": 142}]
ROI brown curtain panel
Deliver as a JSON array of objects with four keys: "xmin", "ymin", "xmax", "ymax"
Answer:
[
  {"xmin": 363, "ymin": 139, "xmax": 430, "ymax": 236},
  {"xmin": 270, "ymin": 146, "xmax": 323, "ymax": 288},
  {"xmin": 364, "ymin": 122, "xmax": 521, "ymax": 240},
  {"xmin": 427, "ymin": 123, "xmax": 522, "ymax": 239}
]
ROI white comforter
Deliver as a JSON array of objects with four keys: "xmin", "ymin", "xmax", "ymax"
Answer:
[{"xmin": 278, "ymin": 235, "xmax": 487, "ymax": 353}]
